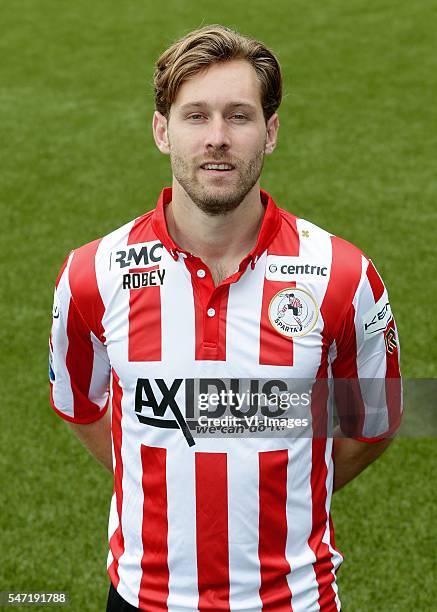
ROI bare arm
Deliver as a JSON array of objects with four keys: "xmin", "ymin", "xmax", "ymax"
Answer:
[
  {"xmin": 67, "ymin": 409, "xmax": 113, "ymax": 472},
  {"xmin": 333, "ymin": 426, "xmax": 393, "ymax": 492}
]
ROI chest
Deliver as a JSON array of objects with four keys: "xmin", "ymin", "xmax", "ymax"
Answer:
[{"xmin": 100, "ymin": 248, "xmax": 332, "ymax": 385}]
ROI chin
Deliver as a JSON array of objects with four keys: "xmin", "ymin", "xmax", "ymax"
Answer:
[
  {"xmin": 195, "ymin": 192, "xmax": 247, "ymax": 216},
  {"xmin": 177, "ymin": 174, "xmax": 256, "ymax": 215}
]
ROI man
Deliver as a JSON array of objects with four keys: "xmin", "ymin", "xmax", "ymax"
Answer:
[{"xmin": 49, "ymin": 25, "xmax": 402, "ymax": 611}]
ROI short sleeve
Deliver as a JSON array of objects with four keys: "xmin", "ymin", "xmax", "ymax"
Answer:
[
  {"xmin": 331, "ymin": 258, "xmax": 402, "ymax": 441},
  {"xmin": 49, "ymin": 252, "xmax": 111, "ymax": 424}
]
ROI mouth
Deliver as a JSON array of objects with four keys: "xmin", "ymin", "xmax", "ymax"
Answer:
[{"xmin": 200, "ymin": 162, "xmax": 235, "ymax": 174}]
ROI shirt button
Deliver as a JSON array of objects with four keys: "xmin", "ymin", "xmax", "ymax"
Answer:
[
  {"xmin": 207, "ymin": 308, "xmax": 216, "ymax": 317},
  {"xmin": 197, "ymin": 269, "xmax": 206, "ymax": 278}
]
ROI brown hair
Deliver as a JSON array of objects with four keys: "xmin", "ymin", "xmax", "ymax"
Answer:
[{"xmin": 154, "ymin": 25, "xmax": 282, "ymax": 122}]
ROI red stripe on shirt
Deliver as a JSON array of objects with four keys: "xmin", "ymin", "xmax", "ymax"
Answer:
[
  {"xmin": 259, "ymin": 212, "xmax": 300, "ymax": 365},
  {"xmin": 306, "ymin": 236, "xmax": 363, "ymax": 610},
  {"xmin": 216, "ymin": 288, "xmax": 229, "ymax": 360},
  {"xmin": 322, "ymin": 237, "xmax": 363, "ymax": 345},
  {"xmin": 108, "ymin": 370, "xmax": 125, "ymax": 589},
  {"xmin": 69, "ymin": 239, "xmax": 106, "ymax": 342},
  {"xmin": 309, "ymin": 349, "xmax": 335, "ymax": 608},
  {"xmin": 127, "ymin": 215, "xmax": 163, "ymax": 361},
  {"xmin": 108, "ymin": 526, "xmax": 124, "ymax": 588},
  {"xmin": 193, "ymin": 283, "xmax": 230, "ymax": 361},
  {"xmin": 128, "ymin": 283, "xmax": 162, "ymax": 361},
  {"xmin": 259, "ymin": 279, "xmax": 295, "ymax": 366},
  {"xmin": 195, "ymin": 453, "xmax": 230, "ymax": 611},
  {"xmin": 258, "ymin": 449, "xmax": 293, "ymax": 611},
  {"xmin": 127, "ymin": 210, "xmax": 154, "ymax": 245},
  {"xmin": 328, "ymin": 515, "xmax": 343, "ymax": 561},
  {"xmin": 332, "ymin": 305, "xmax": 366, "ymax": 437},
  {"xmin": 328, "ymin": 239, "xmax": 366, "ymax": 437},
  {"xmin": 65, "ymin": 297, "xmax": 101, "ymax": 421},
  {"xmin": 309, "ymin": 378, "xmax": 338, "ymax": 611},
  {"xmin": 138, "ymin": 444, "xmax": 169, "ymax": 611},
  {"xmin": 366, "ymin": 260, "xmax": 385, "ymax": 301}
]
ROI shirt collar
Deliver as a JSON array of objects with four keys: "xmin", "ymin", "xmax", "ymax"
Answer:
[{"xmin": 151, "ymin": 187, "xmax": 282, "ymax": 265}]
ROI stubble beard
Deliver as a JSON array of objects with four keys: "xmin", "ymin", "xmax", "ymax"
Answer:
[{"xmin": 170, "ymin": 145, "xmax": 266, "ymax": 216}]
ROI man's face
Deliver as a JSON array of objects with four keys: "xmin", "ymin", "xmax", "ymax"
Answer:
[{"xmin": 153, "ymin": 59, "xmax": 279, "ymax": 216}]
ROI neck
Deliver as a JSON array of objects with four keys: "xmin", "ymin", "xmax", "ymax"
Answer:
[{"xmin": 165, "ymin": 179, "xmax": 265, "ymax": 265}]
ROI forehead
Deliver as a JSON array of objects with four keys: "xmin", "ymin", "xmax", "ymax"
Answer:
[{"xmin": 172, "ymin": 59, "xmax": 263, "ymax": 110}]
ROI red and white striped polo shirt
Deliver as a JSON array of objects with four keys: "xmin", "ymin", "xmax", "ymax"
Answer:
[{"xmin": 49, "ymin": 188, "xmax": 402, "ymax": 611}]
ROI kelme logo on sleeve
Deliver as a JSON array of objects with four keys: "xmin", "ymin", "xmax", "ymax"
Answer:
[{"xmin": 362, "ymin": 291, "xmax": 392, "ymax": 340}]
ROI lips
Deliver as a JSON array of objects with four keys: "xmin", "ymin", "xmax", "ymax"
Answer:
[{"xmin": 200, "ymin": 162, "xmax": 235, "ymax": 171}]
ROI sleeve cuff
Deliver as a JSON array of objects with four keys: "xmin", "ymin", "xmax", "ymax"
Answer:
[{"xmin": 50, "ymin": 396, "xmax": 109, "ymax": 425}]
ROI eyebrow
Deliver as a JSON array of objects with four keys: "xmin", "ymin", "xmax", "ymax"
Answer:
[{"xmin": 178, "ymin": 101, "xmax": 258, "ymax": 112}]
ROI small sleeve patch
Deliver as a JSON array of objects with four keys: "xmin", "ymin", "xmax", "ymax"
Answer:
[
  {"xmin": 49, "ymin": 343, "xmax": 55, "ymax": 382},
  {"xmin": 362, "ymin": 291, "xmax": 392, "ymax": 340},
  {"xmin": 384, "ymin": 320, "xmax": 398, "ymax": 354},
  {"xmin": 52, "ymin": 290, "xmax": 60, "ymax": 320}
]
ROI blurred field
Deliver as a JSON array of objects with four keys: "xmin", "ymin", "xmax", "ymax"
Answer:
[{"xmin": 1, "ymin": 0, "xmax": 436, "ymax": 610}]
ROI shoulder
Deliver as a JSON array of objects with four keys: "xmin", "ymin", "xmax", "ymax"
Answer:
[
  {"xmin": 55, "ymin": 212, "xmax": 155, "ymax": 334},
  {"xmin": 278, "ymin": 207, "xmax": 368, "ymax": 275},
  {"xmin": 66, "ymin": 211, "xmax": 155, "ymax": 291},
  {"xmin": 73, "ymin": 212, "xmax": 154, "ymax": 268},
  {"xmin": 274, "ymin": 208, "xmax": 375, "ymax": 340}
]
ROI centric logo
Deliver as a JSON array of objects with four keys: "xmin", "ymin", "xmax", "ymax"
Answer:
[
  {"xmin": 268, "ymin": 287, "xmax": 318, "ymax": 338},
  {"xmin": 269, "ymin": 264, "xmax": 278, "ymax": 273}
]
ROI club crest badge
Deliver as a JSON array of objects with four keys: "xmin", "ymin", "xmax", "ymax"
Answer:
[{"xmin": 268, "ymin": 287, "xmax": 318, "ymax": 338}]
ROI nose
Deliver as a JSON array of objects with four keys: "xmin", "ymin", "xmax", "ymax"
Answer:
[{"xmin": 205, "ymin": 115, "xmax": 231, "ymax": 151}]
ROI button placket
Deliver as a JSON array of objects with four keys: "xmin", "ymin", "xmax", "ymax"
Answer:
[{"xmin": 183, "ymin": 255, "xmax": 235, "ymax": 352}]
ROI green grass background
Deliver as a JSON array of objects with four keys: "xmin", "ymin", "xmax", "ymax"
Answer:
[{"xmin": 1, "ymin": 0, "xmax": 436, "ymax": 610}]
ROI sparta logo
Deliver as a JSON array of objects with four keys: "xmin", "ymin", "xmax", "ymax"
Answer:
[{"xmin": 268, "ymin": 288, "xmax": 318, "ymax": 338}]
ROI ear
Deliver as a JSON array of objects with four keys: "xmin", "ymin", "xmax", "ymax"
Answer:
[
  {"xmin": 264, "ymin": 113, "xmax": 280, "ymax": 155},
  {"xmin": 152, "ymin": 111, "xmax": 170, "ymax": 154}
]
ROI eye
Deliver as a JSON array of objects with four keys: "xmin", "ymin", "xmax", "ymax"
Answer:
[
  {"xmin": 231, "ymin": 114, "xmax": 247, "ymax": 121},
  {"xmin": 187, "ymin": 113, "xmax": 205, "ymax": 121}
]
